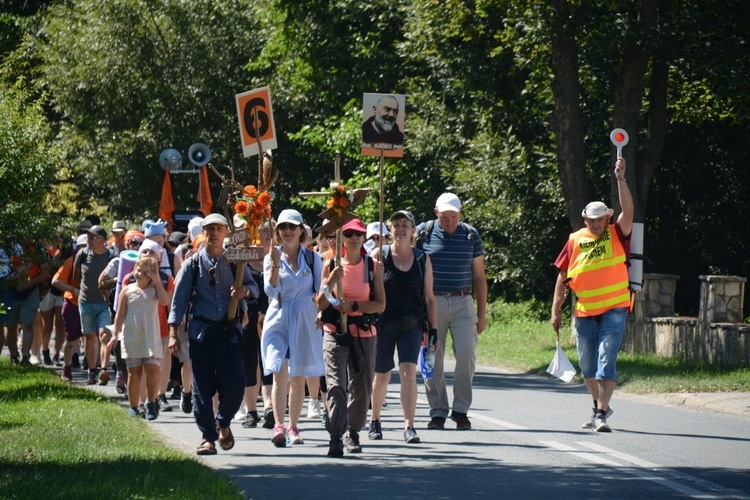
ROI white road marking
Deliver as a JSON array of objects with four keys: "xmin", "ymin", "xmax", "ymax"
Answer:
[
  {"xmin": 542, "ymin": 440, "xmax": 746, "ymax": 499},
  {"xmin": 412, "ymin": 387, "xmax": 748, "ymax": 498},
  {"xmin": 577, "ymin": 442, "xmax": 750, "ymax": 499},
  {"xmin": 576, "ymin": 441, "xmax": 660, "ymax": 468},
  {"xmin": 415, "ymin": 396, "xmax": 528, "ymax": 430},
  {"xmin": 541, "ymin": 440, "xmax": 623, "ymax": 466}
]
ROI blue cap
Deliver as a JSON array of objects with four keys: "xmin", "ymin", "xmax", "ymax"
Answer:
[{"xmin": 143, "ymin": 219, "xmax": 168, "ymax": 237}]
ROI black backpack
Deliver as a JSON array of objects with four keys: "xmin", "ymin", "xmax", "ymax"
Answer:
[{"xmin": 302, "ymin": 247, "xmax": 321, "ymax": 294}]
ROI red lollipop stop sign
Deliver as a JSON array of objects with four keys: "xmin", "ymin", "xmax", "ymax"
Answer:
[{"xmin": 610, "ymin": 128, "xmax": 629, "ymax": 158}]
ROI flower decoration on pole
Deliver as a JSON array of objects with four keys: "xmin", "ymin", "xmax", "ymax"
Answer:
[
  {"xmin": 233, "ymin": 184, "xmax": 273, "ymax": 243},
  {"xmin": 327, "ymin": 182, "xmax": 351, "ymax": 218},
  {"xmin": 300, "ymin": 181, "xmax": 372, "ymax": 235}
]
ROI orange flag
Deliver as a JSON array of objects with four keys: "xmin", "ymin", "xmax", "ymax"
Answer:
[
  {"xmin": 158, "ymin": 169, "xmax": 175, "ymax": 230},
  {"xmin": 197, "ymin": 165, "xmax": 213, "ymax": 216}
]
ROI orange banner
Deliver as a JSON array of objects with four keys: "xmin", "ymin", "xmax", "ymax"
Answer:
[
  {"xmin": 197, "ymin": 165, "xmax": 213, "ymax": 216},
  {"xmin": 158, "ymin": 169, "xmax": 175, "ymax": 230}
]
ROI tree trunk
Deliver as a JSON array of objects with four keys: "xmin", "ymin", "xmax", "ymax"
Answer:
[
  {"xmin": 610, "ymin": 0, "xmax": 657, "ymax": 223},
  {"xmin": 549, "ymin": 0, "xmax": 590, "ymax": 230},
  {"xmin": 638, "ymin": 0, "xmax": 675, "ymax": 217}
]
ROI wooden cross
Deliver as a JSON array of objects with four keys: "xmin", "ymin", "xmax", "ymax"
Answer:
[{"xmin": 299, "ymin": 154, "xmax": 373, "ymax": 333}]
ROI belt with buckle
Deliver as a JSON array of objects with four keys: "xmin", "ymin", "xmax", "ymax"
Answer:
[{"xmin": 434, "ymin": 290, "xmax": 472, "ymax": 297}]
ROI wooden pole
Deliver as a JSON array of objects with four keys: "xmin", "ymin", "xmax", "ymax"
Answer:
[
  {"xmin": 334, "ymin": 154, "xmax": 347, "ymax": 334},
  {"xmin": 378, "ymin": 150, "xmax": 385, "ymax": 256},
  {"xmin": 227, "ymin": 107, "xmax": 265, "ymax": 322}
]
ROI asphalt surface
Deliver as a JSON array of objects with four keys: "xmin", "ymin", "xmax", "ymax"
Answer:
[{"xmin": 37, "ymin": 355, "xmax": 750, "ymax": 499}]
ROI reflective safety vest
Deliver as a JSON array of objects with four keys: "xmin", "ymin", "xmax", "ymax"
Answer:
[{"xmin": 567, "ymin": 225, "xmax": 630, "ymax": 317}]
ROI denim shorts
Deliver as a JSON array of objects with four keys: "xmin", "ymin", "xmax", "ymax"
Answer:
[
  {"xmin": 575, "ymin": 307, "xmax": 626, "ymax": 381},
  {"xmin": 79, "ymin": 301, "xmax": 112, "ymax": 335}
]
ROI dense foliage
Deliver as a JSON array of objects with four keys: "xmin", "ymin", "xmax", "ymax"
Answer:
[
  {"xmin": 0, "ymin": 79, "xmax": 61, "ymax": 244},
  {"xmin": 1, "ymin": 0, "xmax": 749, "ymax": 313}
]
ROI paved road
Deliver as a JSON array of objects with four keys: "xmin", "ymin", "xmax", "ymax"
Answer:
[{"xmin": 62, "ymin": 360, "xmax": 750, "ymax": 499}]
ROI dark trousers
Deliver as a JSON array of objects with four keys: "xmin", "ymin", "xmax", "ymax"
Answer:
[
  {"xmin": 240, "ymin": 325, "xmax": 260, "ymax": 387},
  {"xmin": 189, "ymin": 324, "xmax": 246, "ymax": 442}
]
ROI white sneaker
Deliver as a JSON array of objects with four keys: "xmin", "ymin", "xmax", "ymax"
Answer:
[
  {"xmin": 235, "ymin": 404, "xmax": 248, "ymax": 420},
  {"xmin": 582, "ymin": 406, "xmax": 613, "ymax": 429},
  {"xmin": 594, "ymin": 414, "xmax": 612, "ymax": 432},
  {"xmin": 307, "ymin": 398, "xmax": 321, "ymax": 419},
  {"xmin": 29, "ymin": 353, "xmax": 40, "ymax": 365}
]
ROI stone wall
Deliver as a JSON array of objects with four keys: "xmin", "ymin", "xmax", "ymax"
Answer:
[{"xmin": 622, "ymin": 274, "xmax": 749, "ymax": 367}]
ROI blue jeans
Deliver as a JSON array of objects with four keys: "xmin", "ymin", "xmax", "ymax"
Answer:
[{"xmin": 575, "ymin": 307, "xmax": 626, "ymax": 381}]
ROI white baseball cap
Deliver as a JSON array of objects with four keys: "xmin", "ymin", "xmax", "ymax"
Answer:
[
  {"xmin": 366, "ymin": 222, "xmax": 389, "ymax": 239},
  {"xmin": 188, "ymin": 217, "xmax": 204, "ymax": 240},
  {"xmin": 277, "ymin": 209, "xmax": 304, "ymax": 226},
  {"xmin": 435, "ymin": 192, "xmax": 462, "ymax": 213}
]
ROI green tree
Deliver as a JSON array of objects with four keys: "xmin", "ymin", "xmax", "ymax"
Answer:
[
  {"xmin": 0, "ymin": 79, "xmax": 61, "ymax": 244},
  {"xmin": 399, "ymin": 0, "xmax": 566, "ymax": 297},
  {"xmin": 37, "ymin": 0, "xmax": 266, "ymax": 218},
  {"xmin": 248, "ymin": 0, "xmax": 446, "ymax": 223},
  {"xmin": 16, "ymin": 0, "xmax": 750, "ymax": 310}
]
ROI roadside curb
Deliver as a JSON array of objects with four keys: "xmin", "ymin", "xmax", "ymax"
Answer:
[
  {"xmin": 658, "ymin": 392, "xmax": 750, "ymax": 418},
  {"xmin": 618, "ymin": 391, "xmax": 750, "ymax": 418}
]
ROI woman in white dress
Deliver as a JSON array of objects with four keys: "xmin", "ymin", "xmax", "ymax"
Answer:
[{"xmin": 261, "ymin": 209, "xmax": 324, "ymax": 447}]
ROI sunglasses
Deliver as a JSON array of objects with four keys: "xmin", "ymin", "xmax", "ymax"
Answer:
[
  {"xmin": 342, "ymin": 231, "xmax": 364, "ymax": 238},
  {"xmin": 208, "ymin": 266, "xmax": 216, "ymax": 287},
  {"xmin": 277, "ymin": 223, "xmax": 298, "ymax": 231},
  {"xmin": 129, "ymin": 239, "xmax": 144, "ymax": 248},
  {"xmin": 325, "ymin": 235, "xmax": 336, "ymax": 240}
]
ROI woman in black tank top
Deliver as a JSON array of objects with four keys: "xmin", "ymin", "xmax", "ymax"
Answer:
[{"xmin": 369, "ymin": 210, "xmax": 437, "ymax": 444}]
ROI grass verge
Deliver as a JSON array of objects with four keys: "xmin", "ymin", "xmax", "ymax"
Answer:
[
  {"xmin": 0, "ymin": 360, "xmax": 244, "ymax": 499},
  {"xmin": 472, "ymin": 300, "xmax": 750, "ymax": 394}
]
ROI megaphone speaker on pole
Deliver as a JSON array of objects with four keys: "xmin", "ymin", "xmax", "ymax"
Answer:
[
  {"xmin": 159, "ymin": 148, "xmax": 182, "ymax": 171},
  {"xmin": 188, "ymin": 143, "xmax": 212, "ymax": 167}
]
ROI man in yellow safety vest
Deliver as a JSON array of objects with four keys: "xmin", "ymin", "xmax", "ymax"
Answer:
[{"xmin": 551, "ymin": 157, "xmax": 633, "ymax": 432}]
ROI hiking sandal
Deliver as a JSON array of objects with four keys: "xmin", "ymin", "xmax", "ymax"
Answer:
[
  {"xmin": 219, "ymin": 428, "xmax": 235, "ymax": 451},
  {"xmin": 196, "ymin": 440, "xmax": 217, "ymax": 455}
]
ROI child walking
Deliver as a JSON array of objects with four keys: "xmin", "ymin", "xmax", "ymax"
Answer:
[{"xmin": 111, "ymin": 257, "xmax": 170, "ymax": 420}]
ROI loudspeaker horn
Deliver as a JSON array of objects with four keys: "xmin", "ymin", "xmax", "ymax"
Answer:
[
  {"xmin": 159, "ymin": 148, "xmax": 183, "ymax": 171},
  {"xmin": 188, "ymin": 143, "xmax": 212, "ymax": 167}
]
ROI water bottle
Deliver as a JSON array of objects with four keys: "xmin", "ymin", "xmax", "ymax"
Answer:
[{"xmin": 321, "ymin": 284, "xmax": 339, "ymax": 307}]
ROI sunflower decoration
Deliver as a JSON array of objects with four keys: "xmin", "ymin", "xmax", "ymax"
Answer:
[
  {"xmin": 326, "ymin": 182, "xmax": 351, "ymax": 218},
  {"xmin": 233, "ymin": 184, "xmax": 273, "ymax": 243}
]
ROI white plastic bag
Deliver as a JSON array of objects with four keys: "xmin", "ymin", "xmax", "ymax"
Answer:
[{"xmin": 547, "ymin": 342, "xmax": 577, "ymax": 383}]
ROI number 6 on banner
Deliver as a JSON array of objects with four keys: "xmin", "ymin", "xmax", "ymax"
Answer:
[
  {"xmin": 610, "ymin": 128, "xmax": 629, "ymax": 158},
  {"xmin": 235, "ymin": 86, "xmax": 278, "ymax": 158}
]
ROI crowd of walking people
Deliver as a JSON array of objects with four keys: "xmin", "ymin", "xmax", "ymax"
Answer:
[{"xmin": 1, "ymin": 192, "xmax": 489, "ymax": 457}]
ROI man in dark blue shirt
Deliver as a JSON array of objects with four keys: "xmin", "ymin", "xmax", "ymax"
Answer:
[{"xmin": 168, "ymin": 213, "xmax": 258, "ymax": 455}]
